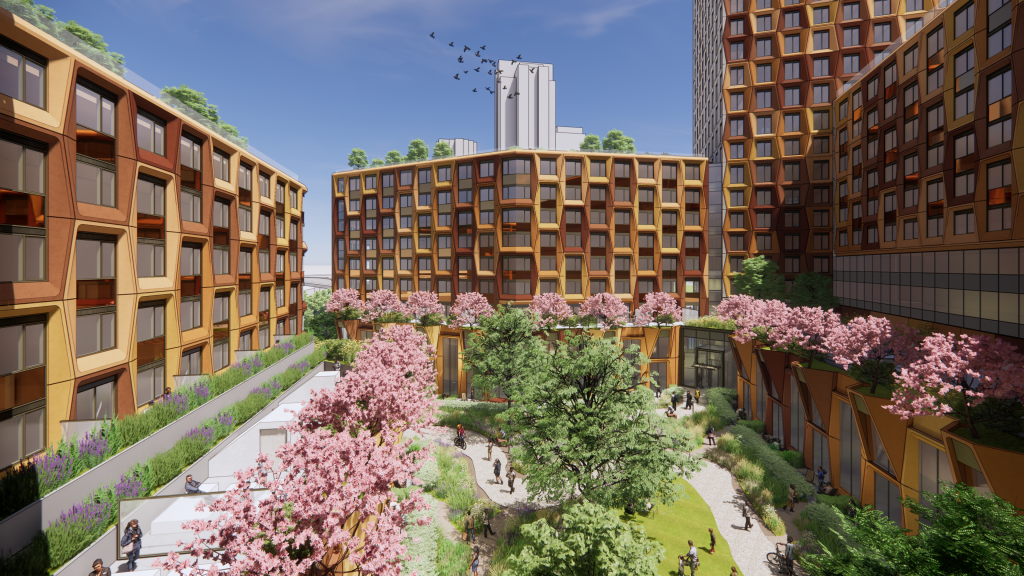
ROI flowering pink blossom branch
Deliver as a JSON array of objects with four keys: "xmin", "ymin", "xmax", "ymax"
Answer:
[
  {"xmin": 529, "ymin": 293, "xmax": 574, "ymax": 330},
  {"xmin": 405, "ymin": 291, "xmax": 447, "ymax": 325},
  {"xmin": 580, "ymin": 293, "xmax": 630, "ymax": 329},
  {"xmin": 161, "ymin": 324, "xmax": 438, "ymax": 576},
  {"xmin": 634, "ymin": 292, "xmax": 684, "ymax": 327},
  {"xmin": 363, "ymin": 289, "xmax": 410, "ymax": 323},
  {"xmin": 451, "ymin": 292, "xmax": 495, "ymax": 327},
  {"xmin": 326, "ymin": 289, "xmax": 365, "ymax": 321},
  {"xmin": 823, "ymin": 315, "xmax": 920, "ymax": 394},
  {"xmin": 888, "ymin": 332, "xmax": 1024, "ymax": 438}
]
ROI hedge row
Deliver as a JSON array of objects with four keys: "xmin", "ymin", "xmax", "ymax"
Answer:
[{"xmin": 0, "ymin": 345, "xmax": 326, "ymax": 575}]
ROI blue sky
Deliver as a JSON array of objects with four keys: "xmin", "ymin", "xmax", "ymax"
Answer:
[{"xmin": 45, "ymin": 0, "xmax": 696, "ymax": 267}]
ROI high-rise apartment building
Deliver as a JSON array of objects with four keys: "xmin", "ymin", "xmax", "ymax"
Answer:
[
  {"xmin": 493, "ymin": 60, "xmax": 586, "ymax": 151},
  {"xmin": 0, "ymin": 11, "xmax": 307, "ymax": 468},
  {"xmin": 332, "ymin": 151, "xmax": 736, "ymax": 396},
  {"xmin": 832, "ymin": 0, "xmax": 1023, "ymax": 343},
  {"xmin": 694, "ymin": 0, "xmax": 931, "ymax": 292}
]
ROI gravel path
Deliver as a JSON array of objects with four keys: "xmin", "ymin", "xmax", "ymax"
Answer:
[{"xmin": 687, "ymin": 457, "xmax": 784, "ymax": 576}]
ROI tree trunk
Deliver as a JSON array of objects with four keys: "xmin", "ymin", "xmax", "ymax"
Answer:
[{"xmin": 962, "ymin": 388, "xmax": 981, "ymax": 439}]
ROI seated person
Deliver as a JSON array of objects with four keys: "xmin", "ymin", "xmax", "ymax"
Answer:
[
  {"xmin": 184, "ymin": 474, "xmax": 203, "ymax": 494},
  {"xmin": 666, "ymin": 405, "xmax": 677, "ymax": 417}
]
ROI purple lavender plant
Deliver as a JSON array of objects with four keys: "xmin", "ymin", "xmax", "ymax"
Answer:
[
  {"xmin": 49, "ymin": 499, "xmax": 111, "ymax": 532},
  {"xmin": 289, "ymin": 360, "xmax": 310, "ymax": 372},
  {"xmin": 165, "ymin": 393, "xmax": 189, "ymax": 414},
  {"xmin": 251, "ymin": 379, "xmax": 282, "ymax": 399},
  {"xmin": 33, "ymin": 448, "xmax": 75, "ymax": 492},
  {"xmin": 192, "ymin": 381, "xmax": 211, "ymax": 401},
  {"xmin": 279, "ymin": 341, "xmax": 295, "ymax": 354},
  {"xmin": 114, "ymin": 473, "xmax": 144, "ymax": 500},
  {"xmin": 183, "ymin": 426, "xmax": 215, "ymax": 445},
  {"xmin": 217, "ymin": 411, "xmax": 235, "ymax": 428},
  {"xmin": 77, "ymin": 431, "xmax": 109, "ymax": 461}
]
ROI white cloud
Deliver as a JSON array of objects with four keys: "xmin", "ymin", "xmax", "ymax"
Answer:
[{"xmin": 552, "ymin": 0, "xmax": 664, "ymax": 37}]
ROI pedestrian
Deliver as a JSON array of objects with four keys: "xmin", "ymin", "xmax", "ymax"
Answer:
[
  {"xmin": 507, "ymin": 467, "xmax": 516, "ymax": 494},
  {"xmin": 493, "ymin": 458, "xmax": 503, "ymax": 485},
  {"xmin": 464, "ymin": 510, "xmax": 476, "ymax": 542},
  {"xmin": 120, "ymin": 518, "xmax": 142, "ymax": 571},
  {"xmin": 781, "ymin": 535, "xmax": 796, "ymax": 573},
  {"xmin": 90, "ymin": 559, "xmax": 112, "ymax": 576},
  {"xmin": 671, "ymin": 391, "xmax": 678, "ymax": 412},
  {"xmin": 816, "ymin": 465, "xmax": 828, "ymax": 490},
  {"xmin": 686, "ymin": 539, "xmax": 700, "ymax": 575},
  {"xmin": 334, "ymin": 360, "xmax": 341, "ymax": 372},
  {"xmin": 654, "ymin": 384, "xmax": 661, "ymax": 398},
  {"xmin": 487, "ymin": 437, "xmax": 494, "ymax": 461},
  {"xmin": 686, "ymin": 391, "xmax": 694, "ymax": 410},
  {"xmin": 184, "ymin": 474, "xmax": 202, "ymax": 494},
  {"xmin": 730, "ymin": 567, "xmax": 739, "ymax": 576},
  {"xmin": 706, "ymin": 424, "xmax": 716, "ymax": 446},
  {"xmin": 708, "ymin": 527, "xmax": 716, "ymax": 554},
  {"xmin": 695, "ymin": 388, "xmax": 701, "ymax": 405},
  {"xmin": 483, "ymin": 508, "xmax": 496, "ymax": 538},
  {"xmin": 787, "ymin": 483, "xmax": 797, "ymax": 512},
  {"xmin": 470, "ymin": 545, "xmax": 480, "ymax": 575},
  {"xmin": 742, "ymin": 501, "xmax": 753, "ymax": 531}
]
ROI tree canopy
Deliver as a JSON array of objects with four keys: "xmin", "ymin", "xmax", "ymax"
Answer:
[
  {"xmin": 730, "ymin": 255, "xmax": 787, "ymax": 301},
  {"xmin": 788, "ymin": 271, "xmax": 840, "ymax": 309},
  {"xmin": 432, "ymin": 140, "xmax": 454, "ymax": 159},
  {"xmin": 347, "ymin": 148, "xmax": 369, "ymax": 169},
  {"xmin": 580, "ymin": 134, "xmax": 602, "ymax": 151},
  {"xmin": 511, "ymin": 331, "xmax": 701, "ymax": 507},
  {"xmin": 507, "ymin": 500, "xmax": 664, "ymax": 576},
  {"xmin": 602, "ymin": 129, "xmax": 636, "ymax": 152},
  {"xmin": 384, "ymin": 150, "xmax": 405, "ymax": 164},
  {"xmin": 161, "ymin": 85, "xmax": 247, "ymax": 147},
  {"xmin": 302, "ymin": 289, "xmax": 338, "ymax": 341},
  {"xmin": 370, "ymin": 158, "xmax": 385, "ymax": 167},
  {"xmin": 7, "ymin": 1, "xmax": 125, "ymax": 74},
  {"xmin": 462, "ymin": 306, "xmax": 550, "ymax": 401},
  {"xmin": 406, "ymin": 139, "xmax": 429, "ymax": 161}
]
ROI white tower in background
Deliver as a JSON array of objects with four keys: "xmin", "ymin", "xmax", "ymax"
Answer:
[{"xmin": 493, "ymin": 60, "xmax": 585, "ymax": 151}]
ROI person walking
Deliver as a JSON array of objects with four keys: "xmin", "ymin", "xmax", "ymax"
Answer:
[
  {"xmin": 487, "ymin": 437, "xmax": 494, "ymax": 461},
  {"xmin": 686, "ymin": 539, "xmax": 700, "ymax": 575},
  {"xmin": 464, "ymin": 510, "xmax": 476, "ymax": 542},
  {"xmin": 483, "ymin": 508, "xmax": 496, "ymax": 538},
  {"xmin": 90, "ymin": 559, "xmax": 112, "ymax": 576},
  {"xmin": 816, "ymin": 465, "xmax": 828, "ymax": 491},
  {"xmin": 706, "ymin": 424, "xmax": 716, "ymax": 446},
  {"xmin": 470, "ymin": 545, "xmax": 480, "ymax": 576},
  {"xmin": 493, "ymin": 458, "xmax": 503, "ymax": 485},
  {"xmin": 184, "ymin": 474, "xmax": 203, "ymax": 494},
  {"xmin": 779, "ymin": 536, "xmax": 796, "ymax": 573},
  {"xmin": 507, "ymin": 467, "xmax": 517, "ymax": 494},
  {"xmin": 120, "ymin": 519, "xmax": 142, "ymax": 571},
  {"xmin": 742, "ymin": 501, "xmax": 754, "ymax": 531},
  {"xmin": 685, "ymin": 391, "xmax": 693, "ymax": 410},
  {"xmin": 787, "ymin": 483, "xmax": 798, "ymax": 512},
  {"xmin": 671, "ymin": 392, "xmax": 678, "ymax": 412},
  {"xmin": 708, "ymin": 527, "xmax": 716, "ymax": 555},
  {"xmin": 695, "ymin": 389, "xmax": 701, "ymax": 405}
]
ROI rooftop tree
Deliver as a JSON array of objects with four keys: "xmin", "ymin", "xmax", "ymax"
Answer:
[
  {"xmin": 325, "ymin": 288, "xmax": 365, "ymax": 320},
  {"xmin": 511, "ymin": 330, "xmax": 701, "ymax": 507},
  {"xmin": 405, "ymin": 291, "xmax": 446, "ymax": 326},
  {"xmin": 634, "ymin": 292, "xmax": 684, "ymax": 328},
  {"xmin": 432, "ymin": 140, "xmax": 454, "ymax": 159},
  {"xmin": 347, "ymin": 148, "xmax": 369, "ymax": 169},
  {"xmin": 406, "ymin": 139, "xmax": 429, "ymax": 162},
  {"xmin": 528, "ymin": 292, "xmax": 574, "ymax": 331},
  {"xmin": 384, "ymin": 150, "xmax": 404, "ymax": 164},
  {"xmin": 451, "ymin": 291, "xmax": 494, "ymax": 327},
  {"xmin": 601, "ymin": 129, "xmax": 636, "ymax": 153},
  {"xmin": 824, "ymin": 315, "xmax": 921, "ymax": 394},
  {"xmin": 302, "ymin": 289, "xmax": 338, "ymax": 342},
  {"xmin": 162, "ymin": 325, "xmax": 437, "ymax": 576},
  {"xmin": 888, "ymin": 332, "xmax": 1024, "ymax": 439},
  {"xmin": 789, "ymin": 271, "xmax": 840, "ymax": 310},
  {"xmin": 363, "ymin": 289, "xmax": 409, "ymax": 323},
  {"xmin": 370, "ymin": 158, "xmax": 385, "ymax": 167},
  {"xmin": 579, "ymin": 293, "xmax": 630, "ymax": 329},
  {"xmin": 580, "ymin": 134, "xmax": 602, "ymax": 151}
]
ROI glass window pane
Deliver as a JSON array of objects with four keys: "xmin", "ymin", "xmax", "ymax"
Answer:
[
  {"xmin": 95, "ymin": 380, "xmax": 114, "ymax": 419},
  {"xmin": 76, "ymin": 161, "xmax": 100, "ymax": 204},
  {"xmin": 137, "ymin": 115, "xmax": 153, "ymax": 152},
  {"xmin": 76, "ymin": 85, "xmax": 100, "ymax": 131},
  {"xmin": 101, "ymin": 169, "xmax": 115, "ymax": 207},
  {"xmin": 0, "ymin": 46, "xmax": 21, "ymax": 101},
  {"xmin": 77, "ymin": 239, "xmax": 99, "ymax": 279},
  {"xmin": 77, "ymin": 313, "xmax": 99, "ymax": 356},
  {"xmin": 101, "ymin": 240, "xmax": 115, "ymax": 278},
  {"xmin": 138, "ymin": 306, "xmax": 153, "ymax": 342},
  {"xmin": 154, "ymin": 124, "xmax": 164, "ymax": 155},
  {"xmin": 24, "ymin": 408, "xmax": 44, "ymax": 455},
  {"xmin": 25, "ymin": 323, "xmax": 44, "ymax": 368},
  {"xmin": 23, "ymin": 60, "xmax": 43, "ymax": 108},
  {"xmin": 0, "ymin": 325, "xmax": 19, "ymax": 375},
  {"xmin": 25, "ymin": 236, "xmax": 44, "ymax": 281},
  {"xmin": 101, "ymin": 312, "xmax": 115, "ymax": 350},
  {"xmin": 101, "ymin": 99, "xmax": 114, "ymax": 136}
]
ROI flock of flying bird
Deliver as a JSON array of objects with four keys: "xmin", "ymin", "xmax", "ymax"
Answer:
[{"xmin": 429, "ymin": 31, "xmax": 529, "ymax": 98}]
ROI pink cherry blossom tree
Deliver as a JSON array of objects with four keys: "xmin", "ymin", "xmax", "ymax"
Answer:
[
  {"xmin": 451, "ymin": 291, "xmax": 495, "ymax": 327},
  {"xmin": 580, "ymin": 293, "xmax": 630, "ymax": 329},
  {"xmin": 363, "ymin": 289, "xmax": 410, "ymax": 323},
  {"xmin": 161, "ymin": 324, "xmax": 438, "ymax": 576},
  {"xmin": 779, "ymin": 305, "xmax": 843, "ymax": 362},
  {"xmin": 888, "ymin": 332, "xmax": 1024, "ymax": 439},
  {"xmin": 824, "ymin": 315, "xmax": 921, "ymax": 394},
  {"xmin": 634, "ymin": 292, "xmax": 684, "ymax": 327},
  {"xmin": 326, "ymin": 288, "xmax": 365, "ymax": 320},
  {"xmin": 529, "ymin": 292, "xmax": 574, "ymax": 330},
  {"xmin": 405, "ymin": 291, "xmax": 447, "ymax": 326}
]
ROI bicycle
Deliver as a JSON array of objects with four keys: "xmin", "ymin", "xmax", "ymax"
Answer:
[
  {"xmin": 454, "ymin": 435, "xmax": 467, "ymax": 450},
  {"xmin": 767, "ymin": 549, "xmax": 794, "ymax": 575}
]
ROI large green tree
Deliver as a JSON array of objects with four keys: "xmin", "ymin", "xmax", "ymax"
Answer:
[
  {"xmin": 511, "ymin": 331, "xmax": 701, "ymax": 507},
  {"xmin": 347, "ymin": 148, "xmax": 369, "ymax": 169},
  {"xmin": 507, "ymin": 500, "xmax": 664, "ymax": 576},
  {"xmin": 370, "ymin": 158, "xmax": 385, "ymax": 167},
  {"xmin": 161, "ymin": 84, "xmax": 246, "ymax": 147},
  {"xmin": 580, "ymin": 134, "xmax": 602, "ymax": 151},
  {"xmin": 384, "ymin": 150, "xmax": 405, "ymax": 164},
  {"xmin": 462, "ymin": 306, "xmax": 550, "ymax": 401},
  {"xmin": 406, "ymin": 139, "xmax": 429, "ymax": 161},
  {"xmin": 432, "ymin": 141, "xmax": 454, "ymax": 159},
  {"xmin": 731, "ymin": 255, "xmax": 787, "ymax": 301},
  {"xmin": 302, "ymin": 289, "xmax": 338, "ymax": 341},
  {"xmin": 602, "ymin": 129, "xmax": 636, "ymax": 152},
  {"xmin": 788, "ymin": 271, "xmax": 840, "ymax": 309}
]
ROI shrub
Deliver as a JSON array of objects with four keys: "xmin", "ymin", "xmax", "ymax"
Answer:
[
  {"xmin": 735, "ymin": 459, "xmax": 765, "ymax": 483},
  {"xmin": 706, "ymin": 388, "xmax": 739, "ymax": 425},
  {"xmin": 435, "ymin": 537, "xmax": 473, "ymax": 576},
  {"xmin": 736, "ymin": 419, "xmax": 766, "ymax": 434},
  {"xmin": 780, "ymin": 450, "xmax": 806, "ymax": 469},
  {"xmin": 683, "ymin": 315, "xmax": 736, "ymax": 330},
  {"xmin": 731, "ymin": 425, "xmax": 814, "ymax": 501},
  {"xmin": 401, "ymin": 493, "xmax": 445, "ymax": 576},
  {"xmin": 436, "ymin": 400, "xmax": 509, "ymax": 438},
  {"xmin": 816, "ymin": 493, "xmax": 859, "ymax": 511},
  {"xmin": 798, "ymin": 502, "xmax": 854, "ymax": 557},
  {"xmin": 320, "ymin": 338, "xmax": 362, "ymax": 364},
  {"xmin": 715, "ymin": 431, "xmax": 742, "ymax": 454}
]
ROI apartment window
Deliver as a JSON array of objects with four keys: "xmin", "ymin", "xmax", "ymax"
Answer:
[
  {"xmin": 954, "ymin": 132, "xmax": 975, "ymax": 159},
  {"xmin": 875, "ymin": 24, "xmax": 892, "ymax": 43},
  {"xmin": 784, "ymin": 163, "xmax": 800, "ymax": 181},
  {"xmin": 843, "ymin": 54, "xmax": 860, "ymax": 74},
  {"xmin": 76, "ymin": 377, "xmax": 116, "ymax": 421},
  {"xmin": 843, "ymin": 2, "xmax": 860, "ymax": 18},
  {"xmin": 813, "ymin": 111, "xmax": 830, "ymax": 130},
  {"xmin": 953, "ymin": 210, "xmax": 975, "ymax": 235},
  {"xmin": 784, "ymin": 61, "xmax": 800, "ymax": 80},
  {"xmin": 904, "ymin": 219, "xmax": 919, "ymax": 240},
  {"xmin": 784, "ymin": 139, "xmax": 800, "ymax": 156},
  {"xmin": 813, "ymin": 6, "xmax": 829, "ymax": 23},
  {"xmin": 180, "ymin": 347, "xmax": 202, "ymax": 377},
  {"xmin": 813, "ymin": 84, "xmax": 829, "ymax": 104},
  {"xmin": 134, "ymin": 111, "xmax": 166, "ymax": 157},
  {"xmin": 275, "ymin": 251, "xmax": 285, "ymax": 273},
  {"xmin": 730, "ymin": 67, "xmax": 745, "ymax": 86},
  {"xmin": 955, "ymin": 2, "xmax": 975, "ymax": 37},
  {"xmin": 757, "ymin": 64, "xmax": 771, "ymax": 83},
  {"xmin": 590, "ymin": 161, "xmax": 606, "ymax": 177},
  {"xmin": 954, "ymin": 49, "xmax": 976, "ymax": 119},
  {"xmin": 756, "ymin": 141, "xmax": 772, "ymax": 158},
  {"xmin": 785, "ymin": 35, "xmax": 800, "ymax": 55},
  {"xmin": 784, "ymin": 113, "xmax": 800, "ymax": 132},
  {"xmin": 756, "ymin": 116, "xmax": 771, "ymax": 134},
  {"xmin": 843, "ymin": 26, "xmax": 861, "ymax": 46},
  {"xmin": 181, "ymin": 186, "xmax": 202, "ymax": 223},
  {"xmin": 756, "ymin": 234, "xmax": 772, "ymax": 250},
  {"xmin": 756, "ymin": 38, "xmax": 772, "ymax": 57},
  {"xmin": 730, "ymin": 19, "xmax": 744, "ymax": 35},
  {"xmin": 730, "ymin": 118, "xmax": 745, "ymax": 136},
  {"xmin": 213, "ymin": 242, "xmax": 229, "ymax": 275},
  {"xmin": 905, "ymin": 154, "xmax": 919, "ymax": 176},
  {"xmin": 990, "ymin": 20, "xmax": 1012, "ymax": 56},
  {"xmin": 813, "ymin": 30, "xmax": 829, "ymax": 50}
]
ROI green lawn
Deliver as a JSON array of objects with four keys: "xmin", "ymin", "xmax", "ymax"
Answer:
[{"xmin": 623, "ymin": 478, "xmax": 744, "ymax": 576}]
